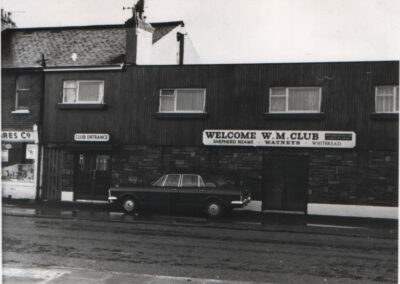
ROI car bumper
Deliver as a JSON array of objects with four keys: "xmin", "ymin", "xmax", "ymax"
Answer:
[
  {"xmin": 231, "ymin": 196, "xmax": 251, "ymax": 208},
  {"xmin": 108, "ymin": 196, "xmax": 117, "ymax": 203}
]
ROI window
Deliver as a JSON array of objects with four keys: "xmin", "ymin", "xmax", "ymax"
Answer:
[
  {"xmin": 2, "ymin": 143, "xmax": 35, "ymax": 183},
  {"xmin": 95, "ymin": 155, "xmax": 110, "ymax": 171},
  {"xmin": 62, "ymin": 80, "xmax": 104, "ymax": 103},
  {"xmin": 15, "ymin": 75, "xmax": 30, "ymax": 110},
  {"xmin": 163, "ymin": 174, "xmax": 180, "ymax": 187},
  {"xmin": 159, "ymin": 89, "xmax": 206, "ymax": 113},
  {"xmin": 269, "ymin": 87, "xmax": 321, "ymax": 113},
  {"xmin": 153, "ymin": 175, "xmax": 167, "ymax": 187},
  {"xmin": 375, "ymin": 86, "xmax": 399, "ymax": 113},
  {"xmin": 181, "ymin": 174, "xmax": 205, "ymax": 187}
]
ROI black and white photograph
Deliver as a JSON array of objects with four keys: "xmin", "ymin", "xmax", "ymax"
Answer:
[{"xmin": 1, "ymin": 0, "xmax": 399, "ymax": 283}]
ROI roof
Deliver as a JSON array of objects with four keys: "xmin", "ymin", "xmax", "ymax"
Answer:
[{"xmin": 1, "ymin": 21, "xmax": 184, "ymax": 68}]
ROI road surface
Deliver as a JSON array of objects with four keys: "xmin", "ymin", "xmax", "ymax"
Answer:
[{"xmin": 2, "ymin": 212, "xmax": 397, "ymax": 283}]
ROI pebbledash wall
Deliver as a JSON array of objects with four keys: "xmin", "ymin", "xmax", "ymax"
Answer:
[{"xmin": 42, "ymin": 62, "xmax": 399, "ymax": 218}]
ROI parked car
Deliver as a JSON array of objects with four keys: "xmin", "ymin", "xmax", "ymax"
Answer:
[{"xmin": 108, "ymin": 173, "xmax": 251, "ymax": 218}]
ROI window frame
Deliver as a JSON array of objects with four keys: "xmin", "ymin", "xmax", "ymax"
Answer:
[
  {"xmin": 269, "ymin": 86, "xmax": 322, "ymax": 113},
  {"xmin": 62, "ymin": 80, "xmax": 105, "ymax": 104},
  {"xmin": 15, "ymin": 75, "xmax": 30, "ymax": 111},
  {"xmin": 159, "ymin": 88, "xmax": 206, "ymax": 113},
  {"xmin": 375, "ymin": 85, "xmax": 399, "ymax": 113}
]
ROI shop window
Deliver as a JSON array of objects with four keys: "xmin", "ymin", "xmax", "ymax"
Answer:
[
  {"xmin": 2, "ymin": 143, "xmax": 35, "ymax": 183},
  {"xmin": 375, "ymin": 86, "xmax": 399, "ymax": 113},
  {"xmin": 15, "ymin": 74, "xmax": 30, "ymax": 111},
  {"xmin": 62, "ymin": 80, "xmax": 104, "ymax": 104},
  {"xmin": 159, "ymin": 89, "xmax": 206, "ymax": 113},
  {"xmin": 269, "ymin": 87, "xmax": 321, "ymax": 113}
]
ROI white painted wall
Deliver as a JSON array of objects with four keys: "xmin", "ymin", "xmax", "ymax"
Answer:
[
  {"xmin": 136, "ymin": 28, "xmax": 153, "ymax": 65},
  {"xmin": 308, "ymin": 203, "xmax": 398, "ymax": 219},
  {"xmin": 151, "ymin": 26, "xmax": 201, "ymax": 65},
  {"xmin": 2, "ymin": 182, "xmax": 36, "ymax": 199}
]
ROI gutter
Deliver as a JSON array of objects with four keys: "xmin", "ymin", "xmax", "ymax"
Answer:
[{"xmin": 43, "ymin": 63, "xmax": 124, "ymax": 72}]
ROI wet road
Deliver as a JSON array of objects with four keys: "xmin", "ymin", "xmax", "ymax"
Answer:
[{"xmin": 2, "ymin": 211, "xmax": 397, "ymax": 284}]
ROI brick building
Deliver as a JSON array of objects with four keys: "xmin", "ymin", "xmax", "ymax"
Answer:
[{"xmin": 2, "ymin": 9, "xmax": 398, "ymax": 218}]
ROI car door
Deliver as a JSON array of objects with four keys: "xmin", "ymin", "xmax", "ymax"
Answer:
[
  {"xmin": 156, "ymin": 174, "xmax": 180, "ymax": 213},
  {"xmin": 178, "ymin": 174, "xmax": 205, "ymax": 212}
]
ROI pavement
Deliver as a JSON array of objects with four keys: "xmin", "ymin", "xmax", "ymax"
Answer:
[
  {"xmin": 2, "ymin": 266, "xmax": 264, "ymax": 284},
  {"xmin": 2, "ymin": 199, "xmax": 397, "ymax": 239}
]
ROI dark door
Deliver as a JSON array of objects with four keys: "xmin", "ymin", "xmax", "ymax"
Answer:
[
  {"xmin": 75, "ymin": 152, "xmax": 111, "ymax": 200},
  {"xmin": 262, "ymin": 155, "xmax": 308, "ymax": 212}
]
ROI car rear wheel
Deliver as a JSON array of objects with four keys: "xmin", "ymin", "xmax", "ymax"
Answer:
[
  {"xmin": 205, "ymin": 200, "xmax": 224, "ymax": 218},
  {"xmin": 121, "ymin": 197, "xmax": 137, "ymax": 213}
]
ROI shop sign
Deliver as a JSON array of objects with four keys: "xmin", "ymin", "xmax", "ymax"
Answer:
[
  {"xmin": 202, "ymin": 130, "xmax": 356, "ymax": 148},
  {"xmin": 74, "ymin": 133, "xmax": 110, "ymax": 142},
  {"xmin": 26, "ymin": 144, "xmax": 37, "ymax": 159},
  {"xmin": 1, "ymin": 131, "xmax": 38, "ymax": 142}
]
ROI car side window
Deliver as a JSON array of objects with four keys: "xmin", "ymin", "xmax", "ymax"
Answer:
[
  {"xmin": 163, "ymin": 174, "xmax": 180, "ymax": 187},
  {"xmin": 199, "ymin": 176, "xmax": 205, "ymax": 187},
  {"xmin": 181, "ymin": 174, "xmax": 199, "ymax": 187},
  {"xmin": 153, "ymin": 175, "xmax": 167, "ymax": 187}
]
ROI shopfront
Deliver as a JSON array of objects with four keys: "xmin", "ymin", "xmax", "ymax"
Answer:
[{"xmin": 2, "ymin": 127, "xmax": 39, "ymax": 199}]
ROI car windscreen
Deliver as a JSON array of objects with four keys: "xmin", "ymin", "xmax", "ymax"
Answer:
[{"xmin": 152, "ymin": 175, "xmax": 167, "ymax": 186}]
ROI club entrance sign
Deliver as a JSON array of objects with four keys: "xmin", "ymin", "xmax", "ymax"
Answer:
[
  {"xmin": 202, "ymin": 130, "xmax": 356, "ymax": 148},
  {"xmin": 74, "ymin": 133, "xmax": 110, "ymax": 142}
]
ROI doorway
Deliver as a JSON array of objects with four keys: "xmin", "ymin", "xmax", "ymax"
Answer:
[
  {"xmin": 262, "ymin": 155, "xmax": 308, "ymax": 212},
  {"xmin": 74, "ymin": 152, "xmax": 111, "ymax": 200}
]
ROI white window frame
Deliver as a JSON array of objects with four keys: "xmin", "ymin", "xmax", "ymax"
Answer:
[
  {"xmin": 269, "ymin": 87, "xmax": 322, "ymax": 113},
  {"xmin": 159, "ymin": 88, "xmax": 206, "ymax": 113},
  {"xmin": 15, "ymin": 75, "xmax": 30, "ymax": 111},
  {"xmin": 375, "ymin": 86, "xmax": 399, "ymax": 113},
  {"xmin": 62, "ymin": 80, "xmax": 105, "ymax": 104}
]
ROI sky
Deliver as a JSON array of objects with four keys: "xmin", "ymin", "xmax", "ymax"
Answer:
[{"xmin": 1, "ymin": 0, "xmax": 399, "ymax": 63}]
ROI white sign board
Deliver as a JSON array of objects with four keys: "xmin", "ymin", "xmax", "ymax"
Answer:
[
  {"xmin": 203, "ymin": 130, "xmax": 356, "ymax": 148},
  {"xmin": 26, "ymin": 144, "xmax": 37, "ymax": 159},
  {"xmin": 1, "ymin": 131, "xmax": 38, "ymax": 142},
  {"xmin": 74, "ymin": 133, "xmax": 110, "ymax": 142}
]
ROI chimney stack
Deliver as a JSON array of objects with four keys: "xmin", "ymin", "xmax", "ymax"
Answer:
[
  {"xmin": 1, "ymin": 9, "xmax": 16, "ymax": 31},
  {"xmin": 125, "ymin": 0, "xmax": 154, "ymax": 65}
]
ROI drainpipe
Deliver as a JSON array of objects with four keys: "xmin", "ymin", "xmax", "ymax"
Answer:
[
  {"xmin": 177, "ymin": 32, "xmax": 185, "ymax": 65},
  {"xmin": 35, "ymin": 53, "xmax": 47, "ymax": 202}
]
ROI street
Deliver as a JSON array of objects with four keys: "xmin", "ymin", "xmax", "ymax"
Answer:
[{"xmin": 2, "ymin": 206, "xmax": 398, "ymax": 284}]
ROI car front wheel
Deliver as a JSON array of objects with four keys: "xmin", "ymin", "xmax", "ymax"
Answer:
[
  {"xmin": 122, "ymin": 197, "xmax": 137, "ymax": 213},
  {"xmin": 205, "ymin": 200, "xmax": 224, "ymax": 218}
]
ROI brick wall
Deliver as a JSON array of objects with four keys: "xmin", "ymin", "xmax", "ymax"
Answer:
[
  {"xmin": 308, "ymin": 149, "xmax": 398, "ymax": 206},
  {"xmin": 53, "ymin": 145, "xmax": 397, "ymax": 206},
  {"xmin": 112, "ymin": 145, "xmax": 162, "ymax": 185},
  {"xmin": 1, "ymin": 71, "xmax": 42, "ymax": 130}
]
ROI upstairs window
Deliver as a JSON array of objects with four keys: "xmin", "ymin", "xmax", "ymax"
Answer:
[
  {"xmin": 269, "ymin": 87, "xmax": 321, "ymax": 113},
  {"xmin": 63, "ymin": 80, "xmax": 104, "ymax": 104},
  {"xmin": 15, "ymin": 75, "xmax": 30, "ymax": 111},
  {"xmin": 159, "ymin": 89, "xmax": 206, "ymax": 113},
  {"xmin": 375, "ymin": 86, "xmax": 399, "ymax": 113}
]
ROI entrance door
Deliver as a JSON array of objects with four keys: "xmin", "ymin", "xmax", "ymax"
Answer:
[
  {"xmin": 262, "ymin": 155, "xmax": 308, "ymax": 212},
  {"xmin": 74, "ymin": 153, "xmax": 111, "ymax": 200}
]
